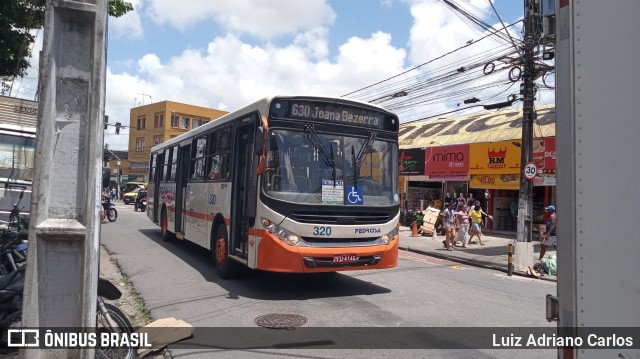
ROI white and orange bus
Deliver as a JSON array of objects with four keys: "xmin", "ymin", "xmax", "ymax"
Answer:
[{"xmin": 147, "ymin": 95, "xmax": 400, "ymax": 278}]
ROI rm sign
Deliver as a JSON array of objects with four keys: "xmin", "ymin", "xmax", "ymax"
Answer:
[{"xmin": 523, "ymin": 162, "xmax": 537, "ymax": 180}]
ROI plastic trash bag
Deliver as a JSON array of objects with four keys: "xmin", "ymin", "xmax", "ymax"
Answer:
[{"xmin": 541, "ymin": 255, "xmax": 557, "ymax": 275}]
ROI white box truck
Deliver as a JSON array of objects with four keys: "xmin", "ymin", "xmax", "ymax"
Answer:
[{"xmin": 552, "ymin": 1, "xmax": 640, "ymax": 358}]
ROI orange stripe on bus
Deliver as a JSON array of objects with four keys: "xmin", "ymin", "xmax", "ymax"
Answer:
[
  {"xmin": 166, "ymin": 206, "xmax": 229, "ymax": 224},
  {"xmin": 183, "ymin": 209, "xmax": 214, "ymax": 221}
]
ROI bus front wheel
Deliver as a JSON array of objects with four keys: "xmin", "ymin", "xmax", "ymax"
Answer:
[{"xmin": 213, "ymin": 225, "xmax": 239, "ymax": 279}]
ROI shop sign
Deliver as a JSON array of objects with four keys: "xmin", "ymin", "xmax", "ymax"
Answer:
[
  {"xmin": 470, "ymin": 174, "xmax": 520, "ymax": 190},
  {"xmin": 533, "ymin": 174, "xmax": 556, "ymax": 186},
  {"xmin": 13, "ymin": 105, "xmax": 38, "ymax": 115},
  {"xmin": 533, "ymin": 137, "xmax": 556, "ymax": 173},
  {"xmin": 398, "ymin": 148, "xmax": 425, "ymax": 175},
  {"xmin": 469, "ymin": 140, "xmax": 521, "ymax": 175},
  {"xmin": 425, "ymin": 144, "xmax": 469, "ymax": 176}
]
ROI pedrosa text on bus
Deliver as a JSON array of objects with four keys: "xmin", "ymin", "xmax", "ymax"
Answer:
[{"xmin": 354, "ymin": 228, "xmax": 382, "ymax": 234}]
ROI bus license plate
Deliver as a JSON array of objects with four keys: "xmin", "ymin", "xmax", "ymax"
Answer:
[{"xmin": 333, "ymin": 254, "xmax": 359, "ymax": 263}]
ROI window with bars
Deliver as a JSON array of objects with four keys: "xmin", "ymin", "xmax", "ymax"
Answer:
[{"xmin": 136, "ymin": 137, "xmax": 145, "ymax": 152}]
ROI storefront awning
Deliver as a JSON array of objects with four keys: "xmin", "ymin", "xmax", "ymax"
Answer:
[{"xmin": 399, "ymin": 105, "xmax": 555, "ymax": 149}]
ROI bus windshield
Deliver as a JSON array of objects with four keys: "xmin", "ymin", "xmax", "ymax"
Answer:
[
  {"xmin": 263, "ymin": 129, "xmax": 398, "ymax": 206},
  {"xmin": 0, "ymin": 133, "xmax": 35, "ymax": 183}
]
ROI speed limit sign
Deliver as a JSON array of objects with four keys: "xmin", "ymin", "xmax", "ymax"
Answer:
[{"xmin": 524, "ymin": 162, "xmax": 537, "ymax": 180}]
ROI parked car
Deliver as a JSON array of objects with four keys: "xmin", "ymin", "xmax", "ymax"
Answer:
[
  {"xmin": 122, "ymin": 181, "xmax": 146, "ymax": 204},
  {"xmin": 123, "ymin": 187, "xmax": 142, "ymax": 205}
]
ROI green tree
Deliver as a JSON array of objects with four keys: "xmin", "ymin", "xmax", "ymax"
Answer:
[{"xmin": 0, "ymin": 0, "xmax": 133, "ymax": 78}]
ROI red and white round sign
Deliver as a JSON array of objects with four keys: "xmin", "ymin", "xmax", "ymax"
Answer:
[{"xmin": 523, "ymin": 162, "xmax": 537, "ymax": 180}]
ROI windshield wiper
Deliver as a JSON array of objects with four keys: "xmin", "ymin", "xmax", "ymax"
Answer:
[
  {"xmin": 355, "ymin": 131, "xmax": 378, "ymax": 168},
  {"xmin": 351, "ymin": 131, "xmax": 378, "ymax": 188},
  {"xmin": 304, "ymin": 125, "xmax": 337, "ymax": 185}
]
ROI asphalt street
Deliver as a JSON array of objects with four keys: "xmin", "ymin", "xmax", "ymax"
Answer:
[{"xmin": 101, "ymin": 204, "xmax": 557, "ymax": 359}]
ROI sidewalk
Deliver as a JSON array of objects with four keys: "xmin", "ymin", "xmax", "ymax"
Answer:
[{"xmin": 397, "ymin": 226, "xmax": 557, "ymax": 282}]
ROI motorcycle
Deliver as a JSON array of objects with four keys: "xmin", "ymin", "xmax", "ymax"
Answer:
[
  {"xmin": 103, "ymin": 197, "xmax": 118, "ymax": 222},
  {"xmin": 400, "ymin": 208, "xmax": 417, "ymax": 227},
  {"xmin": 0, "ymin": 267, "xmax": 136, "ymax": 359},
  {"xmin": 0, "ymin": 189, "xmax": 29, "ymax": 275},
  {"xmin": 134, "ymin": 191, "xmax": 147, "ymax": 212}
]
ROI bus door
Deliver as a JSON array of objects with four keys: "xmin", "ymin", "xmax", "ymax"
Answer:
[
  {"xmin": 174, "ymin": 144, "xmax": 191, "ymax": 234},
  {"xmin": 230, "ymin": 123, "xmax": 255, "ymax": 258},
  {"xmin": 152, "ymin": 151, "xmax": 164, "ymax": 223}
]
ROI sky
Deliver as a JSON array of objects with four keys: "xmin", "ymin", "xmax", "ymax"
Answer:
[{"xmin": 9, "ymin": 0, "xmax": 554, "ymax": 151}]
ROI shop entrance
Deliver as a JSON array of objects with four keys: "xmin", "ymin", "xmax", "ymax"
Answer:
[{"xmin": 407, "ymin": 181, "xmax": 443, "ymax": 210}]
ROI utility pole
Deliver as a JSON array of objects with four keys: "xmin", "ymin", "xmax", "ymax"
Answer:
[
  {"xmin": 515, "ymin": 0, "xmax": 541, "ymax": 270},
  {"xmin": 22, "ymin": 0, "xmax": 108, "ymax": 358},
  {"xmin": 105, "ymin": 145, "xmax": 122, "ymax": 201}
]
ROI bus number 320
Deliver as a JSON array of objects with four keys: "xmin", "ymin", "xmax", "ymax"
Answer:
[{"xmin": 313, "ymin": 226, "xmax": 332, "ymax": 236}]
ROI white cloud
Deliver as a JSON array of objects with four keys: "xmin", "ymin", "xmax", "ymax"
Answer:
[
  {"xmin": 109, "ymin": 0, "xmax": 144, "ymax": 39},
  {"xmin": 102, "ymin": 29, "xmax": 407, "ymax": 149},
  {"xmin": 407, "ymin": 0, "xmax": 496, "ymax": 67},
  {"xmin": 146, "ymin": 0, "xmax": 336, "ymax": 39}
]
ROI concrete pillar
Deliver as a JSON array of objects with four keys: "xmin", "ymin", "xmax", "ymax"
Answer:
[{"xmin": 22, "ymin": 1, "xmax": 108, "ymax": 358}]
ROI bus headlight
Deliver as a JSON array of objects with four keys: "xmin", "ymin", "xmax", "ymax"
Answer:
[
  {"xmin": 261, "ymin": 218, "xmax": 300, "ymax": 246},
  {"xmin": 381, "ymin": 227, "xmax": 399, "ymax": 244}
]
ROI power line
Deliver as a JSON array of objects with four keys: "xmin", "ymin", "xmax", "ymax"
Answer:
[{"xmin": 342, "ymin": 20, "xmax": 523, "ymax": 97}]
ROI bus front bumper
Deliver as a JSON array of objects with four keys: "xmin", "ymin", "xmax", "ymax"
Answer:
[{"xmin": 256, "ymin": 233, "xmax": 398, "ymax": 273}]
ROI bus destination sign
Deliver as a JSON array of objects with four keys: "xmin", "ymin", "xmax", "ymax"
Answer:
[{"xmin": 271, "ymin": 100, "xmax": 397, "ymax": 131}]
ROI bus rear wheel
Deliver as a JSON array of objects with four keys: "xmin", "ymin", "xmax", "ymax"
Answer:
[
  {"xmin": 161, "ymin": 208, "xmax": 174, "ymax": 242},
  {"xmin": 213, "ymin": 225, "xmax": 239, "ymax": 279}
]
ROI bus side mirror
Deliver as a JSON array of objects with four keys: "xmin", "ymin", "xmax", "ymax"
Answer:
[
  {"xmin": 102, "ymin": 167, "xmax": 110, "ymax": 188},
  {"xmin": 254, "ymin": 127, "xmax": 264, "ymax": 156}
]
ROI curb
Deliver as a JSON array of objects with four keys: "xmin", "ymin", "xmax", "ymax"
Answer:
[{"xmin": 399, "ymin": 245, "xmax": 557, "ymax": 282}]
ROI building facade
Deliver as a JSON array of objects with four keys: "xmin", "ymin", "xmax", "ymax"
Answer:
[
  {"xmin": 398, "ymin": 105, "xmax": 557, "ymax": 233},
  {"xmin": 127, "ymin": 101, "xmax": 228, "ymax": 179},
  {"xmin": 0, "ymin": 95, "xmax": 38, "ymax": 128}
]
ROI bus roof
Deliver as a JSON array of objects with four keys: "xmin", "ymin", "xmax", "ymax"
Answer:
[{"xmin": 150, "ymin": 95, "xmax": 396, "ymax": 153}]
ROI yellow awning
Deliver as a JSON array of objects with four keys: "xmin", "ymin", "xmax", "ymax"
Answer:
[{"xmin": 399, "ymin": 105, "xmax": 555, "ymax": 149}]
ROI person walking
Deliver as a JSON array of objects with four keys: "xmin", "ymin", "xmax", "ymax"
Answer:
[
  {"xmin": 457, "ymin": 193, "xmax": 466, "ymax": 211},
  {"xmin": 539, "ymin": 205, "xmax": 557, "ymax": 260},
  {"xmin": 454, "ymin": 204, "xmax": 470, "ymax": 248},
  {"xmin": 442, "ymin": 202, "xmax": 456, "ymax": 250},
  {"xmin": 468, "ymin": 203, "xmax": 493, "ymax": 245},
  {"xmin": 444, "ymin": 192, "xmax": 453, "ymax": 207}
]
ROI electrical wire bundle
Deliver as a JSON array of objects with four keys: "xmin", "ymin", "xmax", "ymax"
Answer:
[{"xmin": 343, "ymin": 0, "xmax": 555, "ymax": 124}]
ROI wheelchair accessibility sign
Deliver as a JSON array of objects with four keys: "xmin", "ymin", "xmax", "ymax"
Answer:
[{"xmin": 346, "ymin": 185, "xmax": 363, "ymax": 205}]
